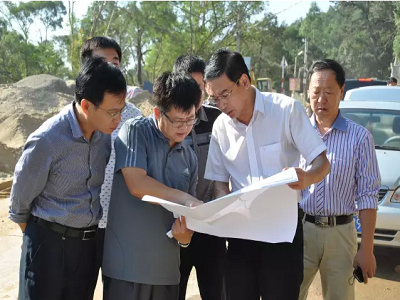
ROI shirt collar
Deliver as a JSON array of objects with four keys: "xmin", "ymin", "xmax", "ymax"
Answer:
[
  {"xmin": 228, "ymin": 87, "xmax": 265, "ymax": 126},
  {"xmin": 197, "ymin": 106, "xmax": 208, "ymax": 122},
  {"xmin": 66, "ymin": 103, "xmax": 85, "ymax": 139},
  {"xmin": 311, "ymin": 110, "xmax": 347, "ymax": 132}
]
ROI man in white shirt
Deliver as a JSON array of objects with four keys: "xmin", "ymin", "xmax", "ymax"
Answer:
[{"xmin": 204, "ymin": 49, "xmax": 330, "ymax": 300}]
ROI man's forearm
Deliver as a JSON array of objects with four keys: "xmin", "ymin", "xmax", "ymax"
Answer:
[
  {"xmin": 307, "ymin": 152, "xmax": 330, "ymax": 184},
  {"xmin": 122, "ymin": 168, "xmax": 197, "ymax": 205},
  {"xmin": 214, "ymin": 181, "xmax": 230, "ymax": 199},
  {"xmin": 359, "ymin": 209, "xmax": 377, "ymax": 252}
]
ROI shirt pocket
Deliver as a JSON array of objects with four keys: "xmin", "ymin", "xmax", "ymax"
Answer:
[
  {"xmin": 331, "ymin": 157, "xmax": 352, "ymax": 192},
  {"xmin": 259, "ymin": 142, "xmax": 283, "ymax": 178}
]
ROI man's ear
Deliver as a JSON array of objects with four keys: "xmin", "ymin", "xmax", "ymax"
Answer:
[
  {"xmin": 340, "ymin": 84, "xmax": 345, "ymax": 100},
  {"xmin": 80, "ymin": 99, "xmax": 91, "ymax": 116},
  {"xmin": 154, "ymin": 106, "xmax": 161, "ymax": 119},
  {"xmin": 241, "ymin": 73, "xmax": 251, "ymax": 89}
]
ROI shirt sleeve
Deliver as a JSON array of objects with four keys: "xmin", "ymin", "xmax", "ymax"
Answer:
[
  {"xmin": 204, "ymin": 121, "xmax": 230, "ymax": 183},
  {"xmin": 9, "ymin": 135, "xmax": 53, "ymax": 223},
  {"xmin": 288, "ymin": 101, "xmax": 327, "ymax": 164},
  {"xmin": 356, "ymin": 132, "xmax": 380, "ymax": 210},
  {"xmin": 114, "ymin": 119, "xmax": 148, "ymax": 173}
]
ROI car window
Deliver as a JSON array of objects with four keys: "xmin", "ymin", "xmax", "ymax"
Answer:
[{"xmin": 341, "ymin": 109, "xmax": 400, "ymax": 150}]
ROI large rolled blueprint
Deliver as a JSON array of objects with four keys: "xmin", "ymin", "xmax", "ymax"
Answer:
[{"xmin": 143, "ymin": 168, "xmax": 299, "ymax": 243}]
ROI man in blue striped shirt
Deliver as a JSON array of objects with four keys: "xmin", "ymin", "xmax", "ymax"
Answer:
[
  {"xmin": 9, "ymin": 57, "xmax": 127, "ymax": 300},
  {"xmin": 299, "ymin": 59, "xmax": 381, "ymax": 300}
]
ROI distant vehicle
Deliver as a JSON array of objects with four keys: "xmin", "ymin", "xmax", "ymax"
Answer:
[
  {"xmin": 342, "ymin": 78, "xmax": 386, "ymax": 99},
  {"xmin": 256, "ymin": 78, "xmax": 273, "ymax": 93},
  {"xmin": 339, "ymin": 100, "xmax": 400, "ymax": 248},
  {"xmin": 344, "ymin": 86, "xmax": 400, "ymax": 102}
]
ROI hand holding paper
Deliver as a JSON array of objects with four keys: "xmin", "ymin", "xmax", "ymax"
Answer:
[{"xmin": 144, "ymin": 168, "xmax": 300, "ymax": 243}]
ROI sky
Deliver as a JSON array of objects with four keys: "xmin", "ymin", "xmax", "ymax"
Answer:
[{"xmin": 28, "ymin": 0, "xmax": 332, "ymax": 42}]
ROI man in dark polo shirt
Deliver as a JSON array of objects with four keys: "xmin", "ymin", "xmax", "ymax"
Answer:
[
  {"xmin": 173, "ymin": 55, "xmax": 226, "ymax": 300},
  {"xmin": 102, "ymin": 71, "xmax": 203, "ymax": 300}
]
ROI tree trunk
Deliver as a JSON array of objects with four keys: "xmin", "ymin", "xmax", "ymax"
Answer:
[
  {"xmin": 90, "ymin": 1, "xmax": 105, "ymax": 37},
  {"xmin": 136, "ymin": 30, "xmax": 143, "ymax": 86}
]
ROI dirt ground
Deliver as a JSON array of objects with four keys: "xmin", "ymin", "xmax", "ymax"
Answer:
[{"xmin": 1, "ymin": 196, "xmax": 399, "ymax": 300}]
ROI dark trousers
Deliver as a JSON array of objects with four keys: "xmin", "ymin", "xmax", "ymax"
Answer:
[
  {"xmin": 225, "ymin": 214, "xmax": 304, "ymax": 300},
  {"xmin": 103, "ymin": 275, "xmax": 179, "ymax": 300},
  {"xmin": 95, "ymin": 228, "xmax": 106, "ymax": 276},
  {"xmin": 178, "ymin": 233, "xmax": 226, "ymax": 300},
  {"xmin": 18, "ymin": 217, "xmax": 98, "ymax": 300}
]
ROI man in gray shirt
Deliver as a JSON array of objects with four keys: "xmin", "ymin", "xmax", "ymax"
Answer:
[
  {"xmin": 102, "ymin": 71, "xmax": 203, "ymax": 300},
  {"xmin": 9, "ymin": 57, "xmax": 127, "ymax": 300}
]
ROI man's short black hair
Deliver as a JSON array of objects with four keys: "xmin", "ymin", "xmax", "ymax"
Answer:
[
  {"xmin": 308, "ymin": 59, "xmax": 346, "ymax": 88},
  {"xmin": 173, "ymin": 55, "xmax": 206, "ymax": 75},
  {"xmin": 153, "ymin": 71, "xmax": 201, "ymax": 113},
  {"xmin": 75, "ymin": 56, "xmax": 127, "ymax": 106},
  {"xmin": 80, "ymin": 36, "xmax": 122, "ymax": 64},
  {"xmin": 204, "ymin": 48, "xmax": 250, "ymax": 83},
  {"xmin": 389, "ymin": 76, "xmax": 398, "ymax": 84}
]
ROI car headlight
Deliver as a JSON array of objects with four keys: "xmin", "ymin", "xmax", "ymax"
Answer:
[{"xmin": 390, "ymin": 187, "xmax": 400, "ymax": 203}]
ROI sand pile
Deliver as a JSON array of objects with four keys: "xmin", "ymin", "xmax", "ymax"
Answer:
[
  {"xmin": 15, "ymin": 74, "xmax": 74, "ymax": 96},
  {"xmin": 0, "ymin": 78, "xmax": 74, "ymax": 182},
  {"xmin": 0, "ymin": 75, "xmax": 153, "ymax": 185}
]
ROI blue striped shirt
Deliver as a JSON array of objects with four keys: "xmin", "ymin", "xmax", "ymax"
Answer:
[
  {"xmin": 299, "ymin": 111, "xmax": 381, "ymax": 216},
  {"xmin": 9, "ymin": 103, "xmax": 111, "ymax": 228}
]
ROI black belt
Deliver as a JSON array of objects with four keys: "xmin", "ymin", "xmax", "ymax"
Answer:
[
  {"xmin": 305, "ymin": 214, "xmax": 353, "ymax": 227},
  {"xmin": 34, "ymin": 217, "xmax": 97, "ymax": 240}
]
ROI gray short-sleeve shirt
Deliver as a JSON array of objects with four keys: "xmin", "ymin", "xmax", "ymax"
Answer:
[{"xmin": 102, "ymin": 115, "xmax": 198, "ymax": 285}]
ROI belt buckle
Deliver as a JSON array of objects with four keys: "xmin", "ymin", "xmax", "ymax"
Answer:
[
  {"xmin": 82, "ymin": 229, "xmax": 96, "ymax": 241},
  {"xmin": 315, "ymin": 216, "xmax": 329, "ymax": 227}
]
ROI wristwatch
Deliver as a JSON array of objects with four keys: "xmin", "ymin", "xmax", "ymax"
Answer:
[{"xmin": 178, "ymin": 241, "xmax": 190, "ymax": 248}]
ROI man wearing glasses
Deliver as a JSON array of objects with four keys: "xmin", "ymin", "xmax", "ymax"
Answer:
[
  {"xmin": 9, "ymin": 57, "xmax": 127, "ymax": 300},
  {"xmin": 102, "ymin": 71, "xmax": 203, "ymax": 300},
  {"xmin": 80, "ymin": 36, "xmax": 141, "ymax": 285},
  {"xmin": 204, "ymin": 49, "xmax": 330, "ymax": 300}
]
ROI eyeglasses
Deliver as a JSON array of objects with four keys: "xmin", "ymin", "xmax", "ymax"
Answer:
[
  {"xmin": 161, "ymin": 111, "xmax": 198, "ymax": 128},
  {"xmin": 206, "ymin": 79, "xmax": 239, "ymax": 106},
  {"xmin": 97, "ymin": 104, "xmax": 127, "ymax": 118}
]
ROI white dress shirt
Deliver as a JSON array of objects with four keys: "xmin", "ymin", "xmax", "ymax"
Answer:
[
  {"xmin": 99, "ymin": 101, "xmax": 141, "ymax": 228},
  {"xmin": 204, "ymin": 88, "xmax": 327, "ymax": 193}
]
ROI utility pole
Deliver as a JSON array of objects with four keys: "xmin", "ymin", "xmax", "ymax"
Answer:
[{"xmin": 303, "ymin": 38, "xmax": 308, "ymax": 103}]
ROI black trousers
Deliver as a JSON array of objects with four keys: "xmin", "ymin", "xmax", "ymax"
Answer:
[
  {"xmin": 18, "ymin": 217, "xmax": 98, "ymax": 300},
  {"xmin": 103, "ymin": 276, "xmax": 179, "ymax": 300},
  {"xmin": 95, "ymin": 228, "xmax": 106, "ymax": 276},
  {"xmin": 179, "ymin": 232, "xmax": 226, "ymax": 300},
  {"xmin": 225, "ymin": 214, "xmax": 304, "ymax": 300}
]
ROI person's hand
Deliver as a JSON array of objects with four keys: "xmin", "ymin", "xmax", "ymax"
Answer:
[
  {"xmin": 284, "ymin": 167, "xmax": 312, "ymax": 190},
  {"xmin": 172, "ymin": 216, "xmax": 193, "ymax": 244},
  {"xmin": 182, "ymin": 196, "xmax": 203, "ymax": 207},
  {"xmin": 353, "ymin": 249, "xmax": 376, "ymax": 284}
]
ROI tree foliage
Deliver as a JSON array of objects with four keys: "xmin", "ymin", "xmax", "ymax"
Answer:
[{"xmin": 0, "ymin": 1, "xmax": 399, "ymax": 86}]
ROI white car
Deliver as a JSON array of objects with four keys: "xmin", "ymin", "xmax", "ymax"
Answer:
[
  {"xmin": 344, "ymin": 86, "xmax": 400, "ymax": 102},
  {"xmin": 339, "ymin": 100, "xmax": 400, "ymax": 247}
]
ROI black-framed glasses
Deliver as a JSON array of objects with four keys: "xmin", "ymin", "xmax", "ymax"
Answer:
[
  {"xmin": 206, "ymin": 79, "xmax": 239, "ymax": 105},
  {"xmin": 96, "ymin": 104, "xmax": 127, "ymax": 118},
  {"xmin": 161, "ymin": 111, "xmax": 198, "ymax": 128}
]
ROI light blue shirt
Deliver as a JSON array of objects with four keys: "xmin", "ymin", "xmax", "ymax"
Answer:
[
  {"xmin": 9, "ymin": 103, "xmax": 111, "ymax": 228},
  {"xmin": 300, "ymin": 111, "xmax": 381, "ymax": 216}
]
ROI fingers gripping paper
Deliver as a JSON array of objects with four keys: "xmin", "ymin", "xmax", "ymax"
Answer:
[{"xmin": 143, "ymin": 168, "xmax": 299, "ymax": 243}]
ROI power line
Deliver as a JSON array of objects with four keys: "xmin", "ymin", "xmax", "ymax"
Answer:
[{"xmin": 273, "ymin": 0, "xmax": 303, "ymax": 16}]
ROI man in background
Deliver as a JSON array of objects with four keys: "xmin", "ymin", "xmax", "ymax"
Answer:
[{"xmin": 173, "ymin": 55, "xmax": 225, "ymax": 300}]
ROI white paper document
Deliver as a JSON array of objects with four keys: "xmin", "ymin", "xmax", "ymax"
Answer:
[{"xmin": 142, "ymin": 168, "xmax": 299, "ymax": 243}]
